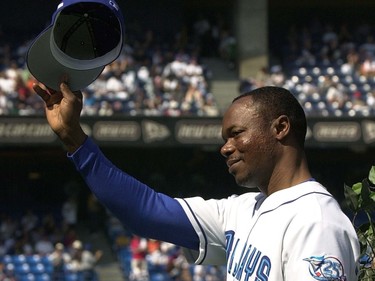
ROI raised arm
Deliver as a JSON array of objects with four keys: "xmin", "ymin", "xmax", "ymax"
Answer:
[{"xmin": 34, "ymin": 82, "xmax": 199, "ymax": 249}]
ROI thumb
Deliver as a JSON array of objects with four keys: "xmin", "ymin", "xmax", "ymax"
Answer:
[
  {"xmin": 59, "ymin": 82, "xmax": 74, "ymax": 98},
  {"xmin": 59, "ymin": 82, "xmax": 83, "ymax": 101}
]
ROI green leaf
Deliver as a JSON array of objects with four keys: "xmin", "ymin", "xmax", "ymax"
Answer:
[
  {"xmin": 361, "ymin": 179, "xmax": 375, "ymax": 211},
  {"xmin": 364, "ymin": 221, "xmax": 374, "ymax": 237},
  {"xmin": 357, "ymin": 230, "xmax": 368, "ymax": 247},
  {"xmin": 344, "ymin": 183, "xmax": 359, "ymax": 211},
  {"xmin": 349, "ymin": 166, "xmax": 375, "ymax": 281},
  {"xmin": 353, "ymin": 182, "xmax": 363, "ymax": 195},
  {"xmin": 369, "ymin": 166, "xmax": 375, "ymax": 186}
]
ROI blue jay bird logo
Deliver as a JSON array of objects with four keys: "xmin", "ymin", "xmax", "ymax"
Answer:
[{"xmin": 303, "ymin": 255, "xmax": 347, "ymax": 281}]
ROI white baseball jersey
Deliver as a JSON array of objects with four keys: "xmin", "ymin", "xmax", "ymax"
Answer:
[{"xmin": 176, "ymin": 181, "xmax": 360, "ymax": 281}]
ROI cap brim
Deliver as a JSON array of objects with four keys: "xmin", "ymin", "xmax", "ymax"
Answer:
[{"xmin": 26, "ymin": 27, "xmax": 104, "ymax": 91}]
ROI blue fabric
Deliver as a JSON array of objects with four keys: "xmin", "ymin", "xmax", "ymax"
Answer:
[{"xmin": 68, "ymin": 137, "xmax": 199, "ymax": 250}]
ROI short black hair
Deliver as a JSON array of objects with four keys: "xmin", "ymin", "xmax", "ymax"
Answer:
[{"xmin": 233, "ymin": 86, "xmax": 307, "ymax": 147}]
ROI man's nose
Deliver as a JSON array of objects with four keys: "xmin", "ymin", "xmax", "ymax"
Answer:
[{"xmin": 220, "ymin": 140, "xmax": 235, "ymax": 158}]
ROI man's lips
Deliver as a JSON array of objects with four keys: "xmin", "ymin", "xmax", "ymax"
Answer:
[{"xmin": 226, "ymin": 158, "xmax": 241, "ymax": 170}]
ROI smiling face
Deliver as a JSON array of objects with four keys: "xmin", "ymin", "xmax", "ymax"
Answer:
[{"xmin": 220, "ymin": 95, "xmax": 278, "ymax": 190}]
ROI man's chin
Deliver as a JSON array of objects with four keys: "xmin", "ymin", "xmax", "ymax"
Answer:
[{"xmin": 235, "ymin": 176, "xmax": 257, "ymax": 189}]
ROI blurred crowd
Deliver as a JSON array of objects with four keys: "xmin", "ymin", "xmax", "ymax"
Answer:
[
  {"xmin": 0, "ymin": 203, "xmax": 226, "ymax": 281},
  {"xmin": 107, "ymin": 216, "xmax": 226, "ymax": 281},
  {"xmin": 4, "ymin": 16, "xmax": 375, "ymax": 117},
  {"xmin": 128, "ymin": 236, "xmax": 225, "ymax": 281},
  {"xmin": 240, "ymin": 19, "xmax": 375, "ymax": 117},
  {"xmin": 0, "ymin": 46, "xmax": 221, "ymax": 117},
  {"xmin": 81, "ymin": 53, "xmax": 219, "ymax": 117},
  {"xmin": 0, "ymin": 13, "xmax": 237, "ymax": 117},
  {"xmin": 0, "ymin": 206, "xmax": 102, "ymax": 281}
]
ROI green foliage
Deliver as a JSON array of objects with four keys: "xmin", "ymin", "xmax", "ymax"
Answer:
[{"xmin": 343, "ymin": 166, "xmax": 375, "ymax": 280}]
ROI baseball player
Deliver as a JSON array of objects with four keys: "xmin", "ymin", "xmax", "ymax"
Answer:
[{"xmin": 34, "ymin": 83, "xmax": 360, "ymax": 281}]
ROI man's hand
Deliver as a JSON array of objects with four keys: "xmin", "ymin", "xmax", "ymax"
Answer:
[{"xmin": 33, "ymin": 82, "xmax": 87, "ymax": 153}]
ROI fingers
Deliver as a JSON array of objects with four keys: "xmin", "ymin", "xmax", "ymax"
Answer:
[
  {"xmin": 60, "ymin": 82, "xmax": 83, "ymax": 101},
  {"xmin": 33, "ymin": 83, "xmax": 51, "ymax": 103},
  {"xmin": 33, "ymin": 83, "xmax": 63, "ymax": 108}
]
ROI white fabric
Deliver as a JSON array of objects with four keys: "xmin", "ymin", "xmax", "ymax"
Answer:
[{"xmin": 177, "ymin": 181, "xmax": 360, "ymax": 281}]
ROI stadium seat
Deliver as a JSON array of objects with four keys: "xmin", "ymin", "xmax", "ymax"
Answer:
[
  {"xmin": 18, "ymin": 273, "xmax": 37, "ymax": 281},
  {"xmin": 35, "ymin": 273, "xmax": 52, "ymax": 281},
  {"xmin": 311, "ymin": 66, "xmax": 321, "ymax": 77},
  {"xmin": 15, "ymin": 263, "xmax": 31, "ymax": 275},
  {"xmin": 118, "ymin": 248, "xmax": 132, "ymax": 276},
  {"xmin": 30, "ymin": 263, "xmax": 46, "ymax": 275},
  {"xmin": 149, "ymin": 272, "xmax": 172, "ymax": 281},
  {"xmin": 41, "ymin": 256, "xmax": 52, "ymax": 266},
  {"xmin": 2, "ymin": 254, "xmax": 12, "ymax": 264},
  {"xmin": 64, "ymin": 272, "xmax": 82, "ymax": 281},
  {"xmin": 13, "ymin": 254, "xmax": 27, "ymax": 265},
  {"xmin": 25, "ymin": 255, "xmax": 41, "ymax": 266},
  {"xmin": 4, "ymin": 262, "xmax": 15, "ymax": 275}
]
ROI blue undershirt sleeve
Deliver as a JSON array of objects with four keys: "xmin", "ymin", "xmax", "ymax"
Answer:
[{"xmin": 67, "ymin": 137, "xmax": 199, "ymax": 250}]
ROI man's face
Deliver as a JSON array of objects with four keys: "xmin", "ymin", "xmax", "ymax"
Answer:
[{"xmin": 220, "ymin": 96, "xmax": 276, "ymax": 190}]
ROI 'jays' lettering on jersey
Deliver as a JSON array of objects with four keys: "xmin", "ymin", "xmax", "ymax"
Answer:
[{"xmin": 177, "ymin": 181, "xmax": 359, "ymax": 281}]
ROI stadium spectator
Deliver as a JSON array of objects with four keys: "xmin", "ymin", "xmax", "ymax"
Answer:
[
  {"xmin": 192, "ymin": 14, "xmax": 212, "ymax": 57},
  {"xmin": 0, "ymin": 238, "xmax": 7, "ymax": 256},
  {"xmin": 86, "ymin": 193, "xmax": 106, "ymax": 235},
  {"xmin": 0, "ymin": 214, "xmax": 19, "ymax": 241},
  {"xmin": 359, "ymin": 34, "xmax": 375, "ymax": 58},
  {"xmin": 166, "ymin": 246, "xmax": 192, "ymax": 281},
  {"xmin": 62, "ymin": 226, "xmax": 79, "ymax": 249},
  {"xmin": 61, "ymin": 195, "xmax": 79, "ymax": 230},
  {"xmin": 81, "ymin": 89, "xmax": 99, "ymax": 116},
  {"xmin": 20, "ymin": 209, "xmax": 39, "ymax": 233},
  {"xmin": 68, "ymin": 240, "xmax": 102, "ymax": 281},
  {"xmin": 14, "ymin": 232, "xmax": 33, "ymax": 255},
  {"xmin": 67, "ymin": 240, "xmax": 103, "ymax": 281},
  {"xmin": 129, "ymin": 235, "xmax": 149, "ymax": 281},
  {"xmin": 147, "ymin": 239, "xmax": 161, "ymax": 255},
  {"xmin": 98, "ymin": 100, "xmax": 114, "ymax": 116},
  {"xmin": 366, "ymin": 90, "xmax": 375, "ymax": 108},
  {"xmin": 201, "ymin": 93, "xmax": 220, "ymax": 116},
  {"xmin": 295, "ymin": 36, "xmax": 316, "ymax": 66},
  {"xmin": 0, "ymin": 89, "xmax": 9, "ymax": 115},
  {"xmin": 0, "ymin": 261, "xmax": 16, "ymax": 281},
  {"xmin": 192, "ymin": 265, "xmax": 206, "ymax": 281},
  {"xmin": 146, "ymin": 240, "xmax": 169, "ymax": 275},
  {"xmin": 218, "ymin": 28, "xmax": 236, "ymax": 69},
  {"xmin": 360, "ymin": 54, "xmax": 375, "ymax": 77},
  {"xmin": 340, "ymin": 47, "xmax": 360, "ymax": 75},
  {"xmin": 49, "ymin": 242, "xmax": 71, "ymax": 281},
  {"xmin": 34, "ymin": 233, "xmax": 54, "ymax": 256},
  {"xmin": 41, "ymin": 212, "xmax": 59, "ymax": 236},
  {"xmin": 325, "ymin": 82, "xmax": 348, "ymax": 107}
]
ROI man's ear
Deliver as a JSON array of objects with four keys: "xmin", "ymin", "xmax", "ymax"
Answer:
[{"xmin": 272, "ymin": 115, "xmax": 290, "ymax": 141}]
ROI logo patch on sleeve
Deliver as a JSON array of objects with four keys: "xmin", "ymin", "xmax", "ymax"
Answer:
[{"xmin": 303, "ymin": 255, "xmax": 347, "ymax": 281}]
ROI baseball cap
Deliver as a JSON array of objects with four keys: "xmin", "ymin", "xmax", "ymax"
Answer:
[{"xmin": 26, "ymin": 0, "xmax": 125, "ymax": 91}]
